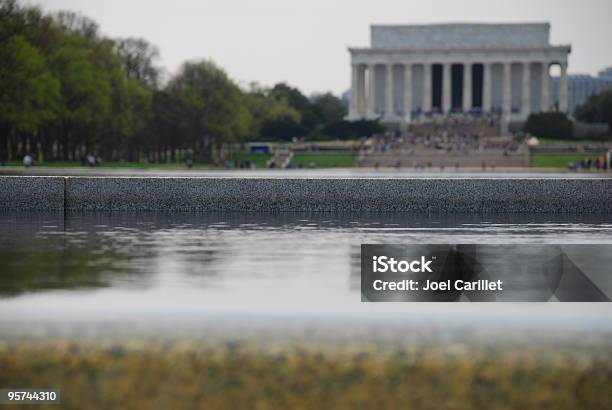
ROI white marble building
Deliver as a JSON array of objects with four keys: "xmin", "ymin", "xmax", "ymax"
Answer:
[{"xmin": 347, "ymin": 23, "xmax": 571, "ymax": 127}]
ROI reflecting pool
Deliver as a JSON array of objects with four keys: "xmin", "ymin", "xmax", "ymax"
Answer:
[{"xmin": 1, "ymin": 211, "xmax": 611, "ymax": 338}]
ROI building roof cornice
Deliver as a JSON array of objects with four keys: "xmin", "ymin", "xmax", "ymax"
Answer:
[{"xmin": 348, "ymin": 45, "xmax": 571, "ymax": 54}]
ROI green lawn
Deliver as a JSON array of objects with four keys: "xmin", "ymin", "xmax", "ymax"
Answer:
[
  {"xmin": 97, "ymin": 162, "xmax": 215, "ymax": 169},
  {"xmin": 3, "ymin": 159, "xmax": 255, "ymax": 170},
  {"xmin": 530, "ymin": 153, "xmax": 589, "ymax": 168},
  {"xmin": 290, "ymin": 153, "xmax": 356, "ymax": 168},
  {"xmin": 538, "ymin": 138, "xmax": 609, "ymax": 145},
  {"xmin": 5, "ymin": 161, "xmax": 217, "ymax": 170}
]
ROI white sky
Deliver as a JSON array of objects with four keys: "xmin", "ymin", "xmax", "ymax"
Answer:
[{"xmin": 34, "ymin": 0, "xmax": 612, "ymax": 95}]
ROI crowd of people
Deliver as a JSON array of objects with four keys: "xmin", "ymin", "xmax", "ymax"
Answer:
[
  {"xmin": 364, "ymin": 111, "xmax": 518, "ymax": 156},
  {"xmin": 404, "ymin": 131, "xmax": 483, "ymax": 153},
  {"xmin": 568, "ymin": 156, "xmax": 610, "ymax": 171},
  {"xmin": 412, "ymin": 110, "xmax": 502, "ymax": 128}
]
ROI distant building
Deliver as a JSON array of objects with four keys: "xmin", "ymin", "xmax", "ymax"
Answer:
[
  {"xmin": 552, "ymin": 67, "xmax": 612, "ymax": 114},
  {"xmin": 340, "ymin": 90, "xmax": 350, "ymax": 108},
  {"xmin": 347, "ymin": 23, "xmax": 571, "ymax": 127},
  {"xmin": 598, "ymin": 66, "xmax": 612, "ymax": 79}
]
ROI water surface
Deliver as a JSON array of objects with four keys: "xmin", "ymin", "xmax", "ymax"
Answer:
[{"xmin": 1, "ymin": 212, "xmax": 611, "ymax": 337}]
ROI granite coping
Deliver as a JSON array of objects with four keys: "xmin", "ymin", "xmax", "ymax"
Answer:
[
  {"xmin": 0, "ymin": 176, "xmax": 65, "ymax": 211},
  {"xmin": 1, "ymin": 176, "xmax": 611, "ymax": 212}
]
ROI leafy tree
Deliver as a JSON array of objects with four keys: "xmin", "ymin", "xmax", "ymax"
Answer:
[
  {"xmin": 575, "ymin": 89, "xmax": 612, "ymax": 130},
  {"xmin": 260, "ymin": 118, "xmax": 306, "ymax": 141},
  {"xmin": 311, "ymin": 93, "xmax": 346, "ymax": 127},
  {"xmin": 324, "ymin": 120, "xmax": 384, "ymax": 140},
  {"xmin": 48, "ymin": 34, "xmax": 112, "ymax": 158},
  {"xmin": 0, "ymin": 0, "xmax": 42, "ymax": 45},
  {"xmin": 0, "ymin": 35, "xmax": 59, "ymax": 133},
  {"xmin": 91, "ymin": 39, "xmax": 153, "ymax": 160},
  {"xmin": 52, "ymin": 11, "xmax": 98, "ymax": 42},
  {"xmin": 245, "ymin": 84, "xmax": 300, "ymax": 126},
  {"xmin": 114, "ymin": 37, "xmax": 160, "ymax": 88},
  {"xmin": 524, "ymin": 112, "xmax": 573, "ymax": 140},
  {"xmin": 269, "ymin": 83, "xmax": 311, "ymax": 113},
  {"xmin": 269, "ymin": 82, "xmax": 320, "ymax": 135},
  {"xmin": 167, "ymin": 60, "xmax": 252, "ymax": 161},
  {"xmin": 145, "ymin": 89, "xmax": 191, "ymax": 161},
  {"xmin": 244, "ymin": 83, "xmax": 301, "ymax": 141},
  {"xmin": 0, "ymin": 0, "xmax": 354, "ymax": 164}
]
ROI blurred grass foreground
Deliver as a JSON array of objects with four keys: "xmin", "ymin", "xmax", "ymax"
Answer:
[{"xmin": 1, "ymin": 339, "xmax": 610, "ymax": 410}]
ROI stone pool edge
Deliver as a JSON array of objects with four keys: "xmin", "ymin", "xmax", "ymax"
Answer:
[{"xmin": 1, "ymin": 176, "xmax": 611, "ymax": 212}]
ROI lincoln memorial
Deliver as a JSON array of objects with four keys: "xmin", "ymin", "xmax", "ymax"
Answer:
[{"xmin": 347, "ymin": 23, "xmax": 571, "ymax": 130}]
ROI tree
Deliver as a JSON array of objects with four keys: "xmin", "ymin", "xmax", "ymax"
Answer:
[
  {"xmin": 52, "ymin": 11, "xmax": 98, "ymax": 42},
  {"xmin": 48, "ymin": 33, "xmax": 113, "ymax": 158},
  {"xmin": 244, "ymin": 83, "xmax": 301, "ymax": 141},
  {"xmin": 259, "ymin": 118, "xmax": 306, "ymax": 141},
  {"xmin": 114, "ymin": 37, "xmax": 160, "ymax": 88},
  {"xmin": 311, "ymin": 92, "xmax": 346, "ymax": 127},
  {"xmin": 90, "ymin": 39, "xmax": 153, "ymax": 160},
  {"xmin": 575, "ymin": 89, "xmax": 612, "ymax": 130},
  {"xmin": 323, "ymin": 120, "xmax": 384, "ymax": 140},
  {"xmin": 166, "ymin": 60, "xmax": 252, "ymax": 162},
  {"xmin": 524, "ymin": 112, "xmax": 573, "ymax": 140},
  {"xmin": 0, "ymin": 1, "xmax": 156, "ymax": 162},
  {"xmin": 269, "ymin": 82, "xmax": 319, "ymax": 135},
  {"xmin": 0, "ymin": 0, "xmax": 352, "ymax": 163},
  {"xmin": 0, "ymin": 34, "xmax": 59, "ymax": 161},
  {"xmin": 0, "ymin": 0, "xmax": 43, "ymax": 45},
  {"xmin": 0, "ymin": 35, "xmax": 59, "ymax": 133},
  {"xmin": 269, "ymin": 83, "xmax": 311, "ymax": 113},
  {"xmin": 145, "ymin": 89, "xmax": 190, "ymax": 161}
]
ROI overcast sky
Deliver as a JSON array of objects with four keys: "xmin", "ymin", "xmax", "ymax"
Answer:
[{"xmin": 34, "ymin": 0, "xmax": 612, "ymax": 95}]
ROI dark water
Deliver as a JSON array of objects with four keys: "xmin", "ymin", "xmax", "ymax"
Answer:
[{"xmin": 1, "ymin": 212, "xmax": 611, "ymax": 337}]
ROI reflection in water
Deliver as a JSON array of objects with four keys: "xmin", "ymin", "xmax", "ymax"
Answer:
[
  {"xmin": 0, "ymin": 244, "xmax": 126, "ymax": 296},
  {"xmin": 0, "ymin": 211, "xmax": 611, "ymax": 334}
]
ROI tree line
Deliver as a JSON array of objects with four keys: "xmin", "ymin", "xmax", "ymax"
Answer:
[
  {"xmin": 575, "ymin": 88, "xmax": 612, "ymax": 130},
  {"xmin": 0, "ymin": 0, "xmax": 381, "ymax": 164},
  {"xmin": 524, "ymin": 89, "xmax": 612, "ymax": 141}
]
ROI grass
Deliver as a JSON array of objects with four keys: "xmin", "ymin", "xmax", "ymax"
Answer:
[
  {"xmin": 538, "ymin": 138, "xmax": 610, "ymax": 145},
  {"xmin": 0, "ymin": 340, "xmax": 610, "ymax": 410},
  {"xmin": 3, "ymin": 160, "xmax": 216, "ymax": 170},
  {"xmin": 530, "ymin": 153, "xmax": 594, "ymax": 168},
  {"xmin": 3, "ymin": 152, "xmax": 603, "ymax": 170},
  {"xmin": 290, "ymin": 153, "xmax": 356, "ymax": 168},
  {"xmin": 3, "ymin": 156, "xmax": 274, "ymax": 170}
]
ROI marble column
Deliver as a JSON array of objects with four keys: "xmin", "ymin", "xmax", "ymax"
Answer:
[
  {"xmin": 385, "ymin": 64, "xmax": 394, "ymax": 118},
  {"xmin": 483, "ymin": 62, "xmax": 492, "ymax": 112},
  {"xmin": 442, "ymin": 63, "xmax": 451, "ymax": 112},
  {"xmin": 357, "ymin": 65, "xmax": 366, "ymax": 116},
  {"xmin": 422, "ymin": 63, "xmax": 432, "ymax": 113},
  {"xmin": 366, "ymin": 64, "xmax": 376, "ymax": 118},
  {"xmin": 404, "ymin": 63, "xmax": 412, "ymax": 121},
  {"xmin": 349, "ymin": 64, "xmax": 358, "ymax": 118},
  {"xmin": 559, "ymin": 62, "xmax": 568, "ymax": 113},
  {"xmin": 463, "ymin": 63, "xmax": 472, "ymax": 112},
  {"xmin": 541, "ymin": 62, "xmax": 550, "ymax": 112},
  {"xmin": 502, "ymin": 62, "xmax": 511, "ymax": 117},
  {"xmin": 521, "ymin": 62, "xmax": 531, "ymax": 118}
]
